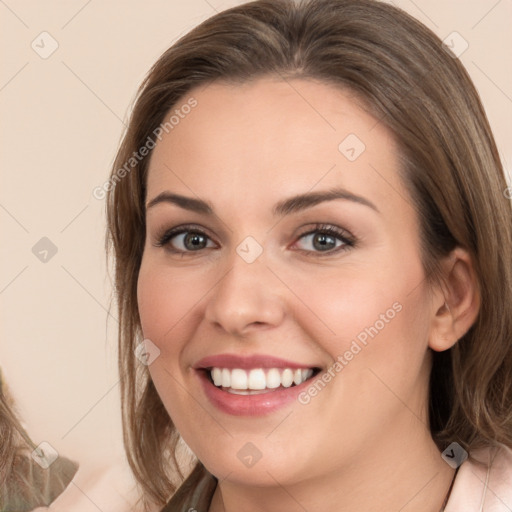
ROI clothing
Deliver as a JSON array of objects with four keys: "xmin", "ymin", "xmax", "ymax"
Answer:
[
  {"xmin": 445, "ymin": 444, "xmax": 512, "ymax": 511},
  {"xmin": 160, "ymin": 464, "xmax": 217, "ymax": 512},
  {"xmin": 161, "ymin": 444, "xmax": 512, "ymax": 511},
  {"xmin": 31, "ymin": 459, "xmax": 142, "ymax": 512},
  {"xmin": 0, "ymin": 455, "xmax": 78, "ymax": 511}
]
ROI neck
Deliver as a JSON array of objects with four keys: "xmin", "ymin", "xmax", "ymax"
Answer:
[{"xmin": 209, "ymin": 429, "xmax": 455, "ymax": 512}]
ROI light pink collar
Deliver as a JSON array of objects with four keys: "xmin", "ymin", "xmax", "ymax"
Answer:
[{"xmin": 445, "ymin": 444, "xmax": 512, "ymax": 511}]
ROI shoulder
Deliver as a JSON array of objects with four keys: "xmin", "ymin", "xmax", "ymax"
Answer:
[
  {"xmin": 1, "ymin": 454, "xmax": 78, "ymax": 511},
  {"xmin": 34, "ymin": 458, "xmax": 145, "ymax": 512},
  {"xmin": 446, "ymin": 443, "xmax": 512, "ymax": 511},
  {"xmin": 160, "ymin": 464, "xmax": 217, "ymax": 512}
]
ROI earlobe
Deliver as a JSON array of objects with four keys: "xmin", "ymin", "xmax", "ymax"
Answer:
[{"xmin": 428, "ymin": 248, "xmax": 481, "ymax": 352}]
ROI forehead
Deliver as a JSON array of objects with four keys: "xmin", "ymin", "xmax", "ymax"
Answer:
[{"xmin": 146, "ymin": 77, "xmax": 411, "ymax": 221}]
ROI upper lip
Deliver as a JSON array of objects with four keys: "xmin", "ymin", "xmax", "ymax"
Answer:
[{"xmin": 194, "ymin": 354, "xmax": 321, "ymax": 370}]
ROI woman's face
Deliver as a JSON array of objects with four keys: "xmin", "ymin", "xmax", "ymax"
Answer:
[{"xmin": 138, "ymin": 78, "xmax": 439, "ymax": 486}]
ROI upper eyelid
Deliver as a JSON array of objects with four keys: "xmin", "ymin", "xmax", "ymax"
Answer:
[
  {"xmin": 154, "ymin": 224, "xmax": 216, "ymax": 245},
  {"xmin": 292, "ymin": 226, "xmax": 355, "ymax": 249},
  {"xmin": 156, "ymin": 223, "xmax": 350, "ymax": 238}
]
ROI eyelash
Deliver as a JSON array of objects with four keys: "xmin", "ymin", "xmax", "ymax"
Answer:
[{"xmin": 153, "ymin": 223, "xmax": 356, "ymax": 257}]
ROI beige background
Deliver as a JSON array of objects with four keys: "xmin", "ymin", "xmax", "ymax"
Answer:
[{"xmin": 1, "ymin": 0, "xmax": 511, "ymax": 478}]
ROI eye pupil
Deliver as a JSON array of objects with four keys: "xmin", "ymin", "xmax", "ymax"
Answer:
[{"xmin": 314, "ymin": 233, "xmax": 336, "ymax": 251}]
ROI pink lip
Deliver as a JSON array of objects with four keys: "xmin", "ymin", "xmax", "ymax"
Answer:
[
  {"xmin": 195, "ymin": 370, "xmax": 316, "ymax": 416},
  {"xmin": 194, "ymin": 353, "xmax": 317, "ymax": 370},
  {"xmin": 193, "ymin": 354, "xmax": 321, "ymax": 416}
]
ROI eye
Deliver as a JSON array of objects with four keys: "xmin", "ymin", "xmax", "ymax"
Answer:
[
  {"xmin": 292, "ymin": 224, "xmax": 355, "ymax": 255},
  {"xmin": 153, "ymin": 223, "xmax": 356, "ymax": 256},
  {"xmin": 154, "ymin": 225, "xmax": 216, "ymax": 254}
]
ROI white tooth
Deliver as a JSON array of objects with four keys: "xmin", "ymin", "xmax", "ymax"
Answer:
[
  {"xmin": 266, "ymin": 368, "xmax": 281, "ymax": 388},
  {"xmin": 227, "ymin": 388, "xmax": 251, "ymax": 395},
  {"xmin": 230, "ymin": 369, "xmax": 248, "ymax": 390},
  {"xmin": 212, "ymin": 367, "xmax": 222, "ymax": 386},
  {"xmin": 248, "ymin": 369, "xmax": 266, "ymax": 390},
  {"xmin": 302, "ymin": 369, "xmax": 313, "ymax": 381},
  {"xmin": 221, "ymin": 368, "xmax": 231, "ymax": 388},
  {"xmin": 281, "ymin": 368, "xmax": 294, "ymax": 388},
  {"xmin": 215, "ymin": 367, "xmax": 314, "ymax": 391}
]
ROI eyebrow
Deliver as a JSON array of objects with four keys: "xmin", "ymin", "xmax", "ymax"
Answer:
[{"xmin": 145, "ymin": 186, "xmax": 379, "ymax": 216}]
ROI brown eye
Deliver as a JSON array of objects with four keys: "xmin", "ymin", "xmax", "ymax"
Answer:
[
  {"xmin": 180, "ymin": 232, "xmax": 209, "ymax": 251},
  {"xmin": 155, "ymin": 225, "xmax": 216, "ymax": 254},
  {"xmin": 293, "ymin": 224, "xmax": 355, "ymax": 255}
]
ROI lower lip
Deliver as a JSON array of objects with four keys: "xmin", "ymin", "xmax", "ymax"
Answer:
[{"xmin": 196, "ymin": 370, "xmax": 315, "ymax": 416}]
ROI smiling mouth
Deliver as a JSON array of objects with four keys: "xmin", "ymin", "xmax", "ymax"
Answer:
[{"xmin": 205, "ymin": 367, "xmax": 321, "ymax": 395}]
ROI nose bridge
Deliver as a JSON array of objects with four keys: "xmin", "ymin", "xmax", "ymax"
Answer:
[{"xmin": 204, "ymin": 246, "xmax": 285, "ymax": 335}]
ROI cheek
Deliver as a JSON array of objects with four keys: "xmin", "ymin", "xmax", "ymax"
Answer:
[
  {"xmin": 137, "ymin": 259, "xmax": 207, "ymax": 351},
  {"xmin": 137, "ymin": 265, "xmax": 169, "ymax": 343},
  {"xmin": 137, "ymin": 261, "xmax": 206, "ymax": 424},
  {"xmin": 283, "ymin": 252, "xmax": 430, "ymax": 375}
]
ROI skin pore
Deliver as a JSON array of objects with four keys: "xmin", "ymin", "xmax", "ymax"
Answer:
[{"xmin": 137, "ymin": 78, "xmax": 480, "ymax": 512}]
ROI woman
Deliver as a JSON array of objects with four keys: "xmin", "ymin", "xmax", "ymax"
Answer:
[
  {"xmin": 0, "ymin": 369, "xmax": 78, "ymax": 511},
  {"xmin": 105, "ymin": 0, "xmax": 512, "ymax": 510},
  {"xmin": 0, "ymin": 367, "xmax": 141, "ymax": 512}
]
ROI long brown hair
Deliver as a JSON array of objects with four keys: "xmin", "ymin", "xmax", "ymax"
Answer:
[
  {"xmin": 0, "ymin": 371, "xmax": 36, "ymax": 490},
  {"xmin": 0, "ymin": 371, "xmax": 78, "ymax": 509},
  {"xmin": 105, "ymin": 0, "xmax": 512, "ymax": 507}
]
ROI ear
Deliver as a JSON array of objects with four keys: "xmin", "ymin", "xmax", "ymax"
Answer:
[{"xmin": 428, "ymin": 247, "xmax": 481, "ymax": 352}]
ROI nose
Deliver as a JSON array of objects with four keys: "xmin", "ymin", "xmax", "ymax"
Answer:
[{"xmin": 203, "ymin": 252, "xmax": 286, "ymax": 337}]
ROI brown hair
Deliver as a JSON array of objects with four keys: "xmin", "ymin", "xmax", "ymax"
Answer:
[
  {"xmin": 0, "ymin": 371, "xmax": 36, "ymax": 488},
  {"xmin": 0, "ymin": 371, "xmax": 78, "ymax": 509},
  {"xmin": 105, "ymin": 0, "xmax": 512, "ymax": 507}
]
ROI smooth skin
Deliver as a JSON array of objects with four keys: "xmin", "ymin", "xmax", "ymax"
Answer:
[{"xmin": 137, "ymin": 78, "xmax": 480, "ymax": 512}]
